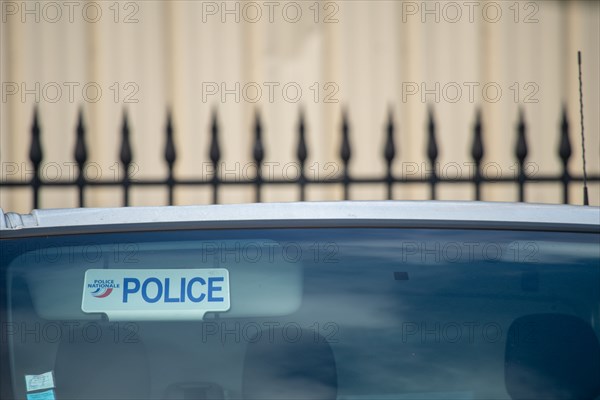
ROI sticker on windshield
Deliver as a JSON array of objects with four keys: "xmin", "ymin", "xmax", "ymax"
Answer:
[
  {"xmin": 82, "ymin": 269, "xmax": 230, "ymax": 320},
  {"xmin": 26, "ymin": 390, "xmax": 55, "ymax": 400},
  {"xmin": 24, "ymin": 371, "xmax": 54, "ymax": 392}
]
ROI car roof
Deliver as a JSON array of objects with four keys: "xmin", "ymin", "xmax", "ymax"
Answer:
[{"xmin": 1, "ymin": 201, "xmax": 599, "ymax": 231}]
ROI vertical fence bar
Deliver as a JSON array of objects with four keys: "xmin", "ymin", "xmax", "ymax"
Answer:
[
  {"xmin": 340, "ymin": 110, "xmax": 351, "ymax": 200},
  {"xmin": 426, "ymin": 107, "xmax": 438, "ymax": 200},
  {"xmin": 297, "ymin": 110, "xmax": 308, "ymax": 201},
  {"xmin": 252, "ymin": 111, "xmax": 264, "ymax": 203},
  {"xmin": 558, "ymin": 107, "xmax": 572, "ymax": 204},
  {"xmin": 384, "ymin": 108, "xmax": 396, "ymax": 200},
  {"xmin": 29, "ymin": 107, "xmax": 43, "ymax": 209},
  {"xmin": 515, "ymin": 108, "xmax": 528, "ymax": 202},
  {"xmin": 74, "ymin": 108, "xmax": 87, "ymax": 207},
  {"xmin": 120, "ymin": 111, "xmax": 132, "ymax": 206},
  {"xmin": 471, "ymin": 108, "xmax": 484, "ymax": 201},
  {"xmin": 210, "ymin": 110, "xmax": 221, "ymax": 204},
  {"xmin": 165, "ymin": 110, "xmax": 177, "ymax": 206}
]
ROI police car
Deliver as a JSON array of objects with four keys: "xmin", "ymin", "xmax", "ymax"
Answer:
[{"xmin": 1, "ymin": 201, "xmax": 599, "ymax": 400}]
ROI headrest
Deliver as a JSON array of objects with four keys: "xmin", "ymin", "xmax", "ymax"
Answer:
[
  {"xmin": 54, "ymin": 324, "xmax": 150, "ymax": 399},
  {"xmin": 505, "ymin": 313, "xmax": 600, "ymax": 400},
  {"xmin": 242, "ymin": 327, "xmax": 337, "ymax": 400}
]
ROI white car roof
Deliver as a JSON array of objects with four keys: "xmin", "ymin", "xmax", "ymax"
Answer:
[{"xmin": 1, "ymin": 201, "xmax": 599, "ymax": 230}]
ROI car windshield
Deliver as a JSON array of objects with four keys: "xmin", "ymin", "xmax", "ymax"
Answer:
[{"xmin": 2, "ymin": 227, "xmax": 599, "ymax": 400}]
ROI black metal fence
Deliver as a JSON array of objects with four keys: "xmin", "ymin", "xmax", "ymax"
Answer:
[{"xmin": 1, "ymin": 106, "xmax": 598, "ymax": 208}]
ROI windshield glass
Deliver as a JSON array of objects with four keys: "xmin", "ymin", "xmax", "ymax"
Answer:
[{"xmin": 2, "ymin": 227, "xmax": 599, "ymax": 400}]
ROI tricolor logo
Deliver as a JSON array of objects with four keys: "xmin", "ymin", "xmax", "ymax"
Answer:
[
  {"xmin": 87, "ymin": 279, "xmax": 120, "ymax": 299},
  {"xmin": 91, "ymin": 287, "xmax": 113, "ymax": 298}
]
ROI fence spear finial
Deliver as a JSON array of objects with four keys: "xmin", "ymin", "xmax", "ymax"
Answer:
[
  {"xmin": 297, "ymin": 108, "xmax": 308, "ymax": 164},
  {"xmin": 384, "ymin": 106, "xmax": 396, "ymax": 200},
  {"xmin": 427, "ymin": 106, "xmax": 438, "ymax": 163},
  {"xmin": 29, "ymin": 106, "xmax": 43, "ymax": 208},
  {"xmin": 74, "ymin": 107, "xmax": 88, "ymax": 206},
  {"xmin": 210, "ymin": 108, "xmax": 220, "ymax": 165},
  {"xmin": 209, "ymin": 108, "xmax": 221, "ymax": 204},
  {"xmin": 426, "ymin": 106, "xmax": 438, "ymax": 200},
  {"xmin": 164, "ymin": 109, "xmax": 176, "ymax": 205},
  {"xmin": 516, "ymin": 107, "xmax": 528, "ymax": 163},
  {"xmin": 558, "ymin": 105, "xmax": 572, "ymax": 204},
  {"xmin": 165, "ymin": 109, "xmax": 176, "ymax": 166},
  {"xmin": 74, "ymin": 107, "xmax": 87, "ymax": 167},
  {"xmin": 253, "ymin": 110, "xmax": 264, "ymax": 164},
  {"xmin": 120, "ymin": 110, "xmax": 132, "ymax": 167},
  {"xmin": 515, "ymin": 107, "xmax": 528, "ymax": 202},
  {"xmin": 559, "ymin": 105, "xmax": 572, "ymax": 163},
  {"xmin": 471, "ymin": 108, "xmax": 484, "ymax": 200},
  {"xmin": 297, "ymin": 108, "xmax": 308, "ymax": 201},
  {"xmin": 384, "ymin": 106, "xmax": 396, "ymax": 164},
  {"xmin": 252, "ymin": 110, "xmax": 264, "ymax": 202},
  {"xmin": 340, "ymin": 108, "xmax": 351, "ymax": 200},
  {"xmin": 29, "ymin": 106, "xmax": 43, "ymax": 168},
  {"xmin": 471, "ymin": 108, "xmax": 484, "ymax": 163},
  {"xmin": 340, "ymin": 108, "xmax": 351, "ymax": 163},
  {"xmin": 119, "ymin": 109, "xmax": 132, "ymax": 206}
]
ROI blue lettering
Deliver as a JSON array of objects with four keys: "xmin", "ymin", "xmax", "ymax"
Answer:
[
  {"xmin": 180, "ymin": 277, "xmax": 186, "ymax": 302},
  {"xmin": 187, "ymin": 277, "xmax": 206, "ymax": 303},
  {"xmin": 123, "ymin": 278, "xmax": 140, "ymax": 303},
  {"xmin": 164, "ymin": 278, "xmax": 180, "ymax": 303},
  {"xmin": 208, "ymin": 277, "xmax": 224, "ymax": 302},
  {"xmin": 142, "ymin": 277, "xmax": 163, "ymax": 303},
  {"xmin": 121, "ymin": 275, "xmax": 226, "ymax": 304}
]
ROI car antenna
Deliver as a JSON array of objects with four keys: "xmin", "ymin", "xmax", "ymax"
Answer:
[{"xmin": 578, "ymin": 50, "xmax": 589, "ymax": 206}]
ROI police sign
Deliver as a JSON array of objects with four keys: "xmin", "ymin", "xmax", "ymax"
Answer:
[{"xmin": 82, "ymin": 268, "xmax": 230, "ymax": 320}]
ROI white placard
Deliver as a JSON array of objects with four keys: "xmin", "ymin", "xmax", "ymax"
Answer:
[{"xmin": 82, "ymin": 269, "xmax": 230, "ymax": 320}]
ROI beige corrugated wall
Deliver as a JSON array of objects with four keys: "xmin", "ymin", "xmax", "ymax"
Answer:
[{"xmin": 1, "ymin": 0, "xmax": 599, "ymax": 212}]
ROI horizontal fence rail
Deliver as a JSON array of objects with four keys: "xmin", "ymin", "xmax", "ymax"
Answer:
[{"xmin": 1, "ymin": 106, "xmax": 599, "ymax": 209}]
